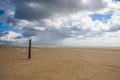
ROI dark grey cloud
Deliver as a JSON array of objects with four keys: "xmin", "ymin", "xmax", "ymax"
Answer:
[
  {"xmin": 21, "ymin": 27, "xmax": 38, "ymax": 38},
  {"xmin": 6, "ymin": 17, "xmax": 17, "ymax": 26},
  {"xmin": 0, "ymin": 0, "xmax": 15, "ymax": 23},
  {"xmin": 0, "ymin": 0, "xmax": 15, "ymax": 11},
  {"xmin": 14, "ymin": 0, "xmax": 107, "ymax": 21},
  {"xmin": 33, "ymin": 27, "xmax": 71, "ymax": 45},
  {"xmin": 0, "ymin": 30, "xmax": 9, "ymax": 37},
  {"xmin": 108, "ymin": 25, "xmax": 120, "ymax": 32}
]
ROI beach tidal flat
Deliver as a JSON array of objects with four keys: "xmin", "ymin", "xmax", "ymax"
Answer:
[{"xmin": 0, "ymin": 46, "xmax": 120, "ymax": 80}]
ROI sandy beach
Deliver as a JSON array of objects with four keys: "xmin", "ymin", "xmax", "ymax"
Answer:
[{"xmin": 0, "ymin": 46, "xmax": 120, "ymax": 80}]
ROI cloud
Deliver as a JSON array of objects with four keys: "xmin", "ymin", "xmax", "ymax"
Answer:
[
  {"xmin": 0, "ymin": 0, "xmax": 15, "ymax": 23},
  {"xmin": 0, "ymin": 0, "xmax": 120, "ymax": 46},
  {"xmin": 28, "ymin": 27, "xmax": 71, "ymax": 45},
  {"xmin": 0, "ymin": 31, "xmax": 22, "ymax": 41},
  {"xmin": 14, "ymin": 0, "xmax": 107, "ymax": 21},
  {"xmin": 0, "ymin": 30, "xmax": 9, "ymax": 37},
  {"xmin": 21, "ymin": 27, "xmax": 38, "ymax": 38}
]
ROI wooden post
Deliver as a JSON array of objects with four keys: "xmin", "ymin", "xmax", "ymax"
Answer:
[{"xmin": 28, "ymin": 39, "xmax": 31, "ymax": 59}]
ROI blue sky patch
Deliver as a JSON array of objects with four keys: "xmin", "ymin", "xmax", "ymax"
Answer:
[
  {"xmin": 89, "ymin": 13, "xmax": 112, "ymax": 23},
  {"xmin": 0, "ymin": 10, "xmax": 5, "ymax": 15},
  {"xmin": 0, "ymin": 22, "xmax": 13, "ymax": 31},
  {"xmin": 113, "ymin": 0, "xmax": 120, "ymax": 2},
  {"xmin": 0, "ymin": 22, "xmax": 20, "ymax": 33}
]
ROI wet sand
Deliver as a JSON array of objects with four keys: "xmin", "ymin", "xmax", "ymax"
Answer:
[{"xmin": 0, "ymin": 46, "xmax": 120, "ymax": 80}]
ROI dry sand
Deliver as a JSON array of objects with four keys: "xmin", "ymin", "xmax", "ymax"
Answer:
[{"xmin": 0, "ymin": 46, "xmax": 120, "ymax": 80}]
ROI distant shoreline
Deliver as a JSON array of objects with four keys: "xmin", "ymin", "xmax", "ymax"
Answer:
[
  {"xmin": 0, "ymin": 44, "xmax": 120, "ymax": 47},
  {"xmin": 0, "ymin": 45, "xmax": 120, "ymax": 52}
]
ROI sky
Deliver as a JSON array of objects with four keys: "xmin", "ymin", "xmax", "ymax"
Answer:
[{"xmin": 0, "ymin": 0, "xmax": 120, "ymax": 46}]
